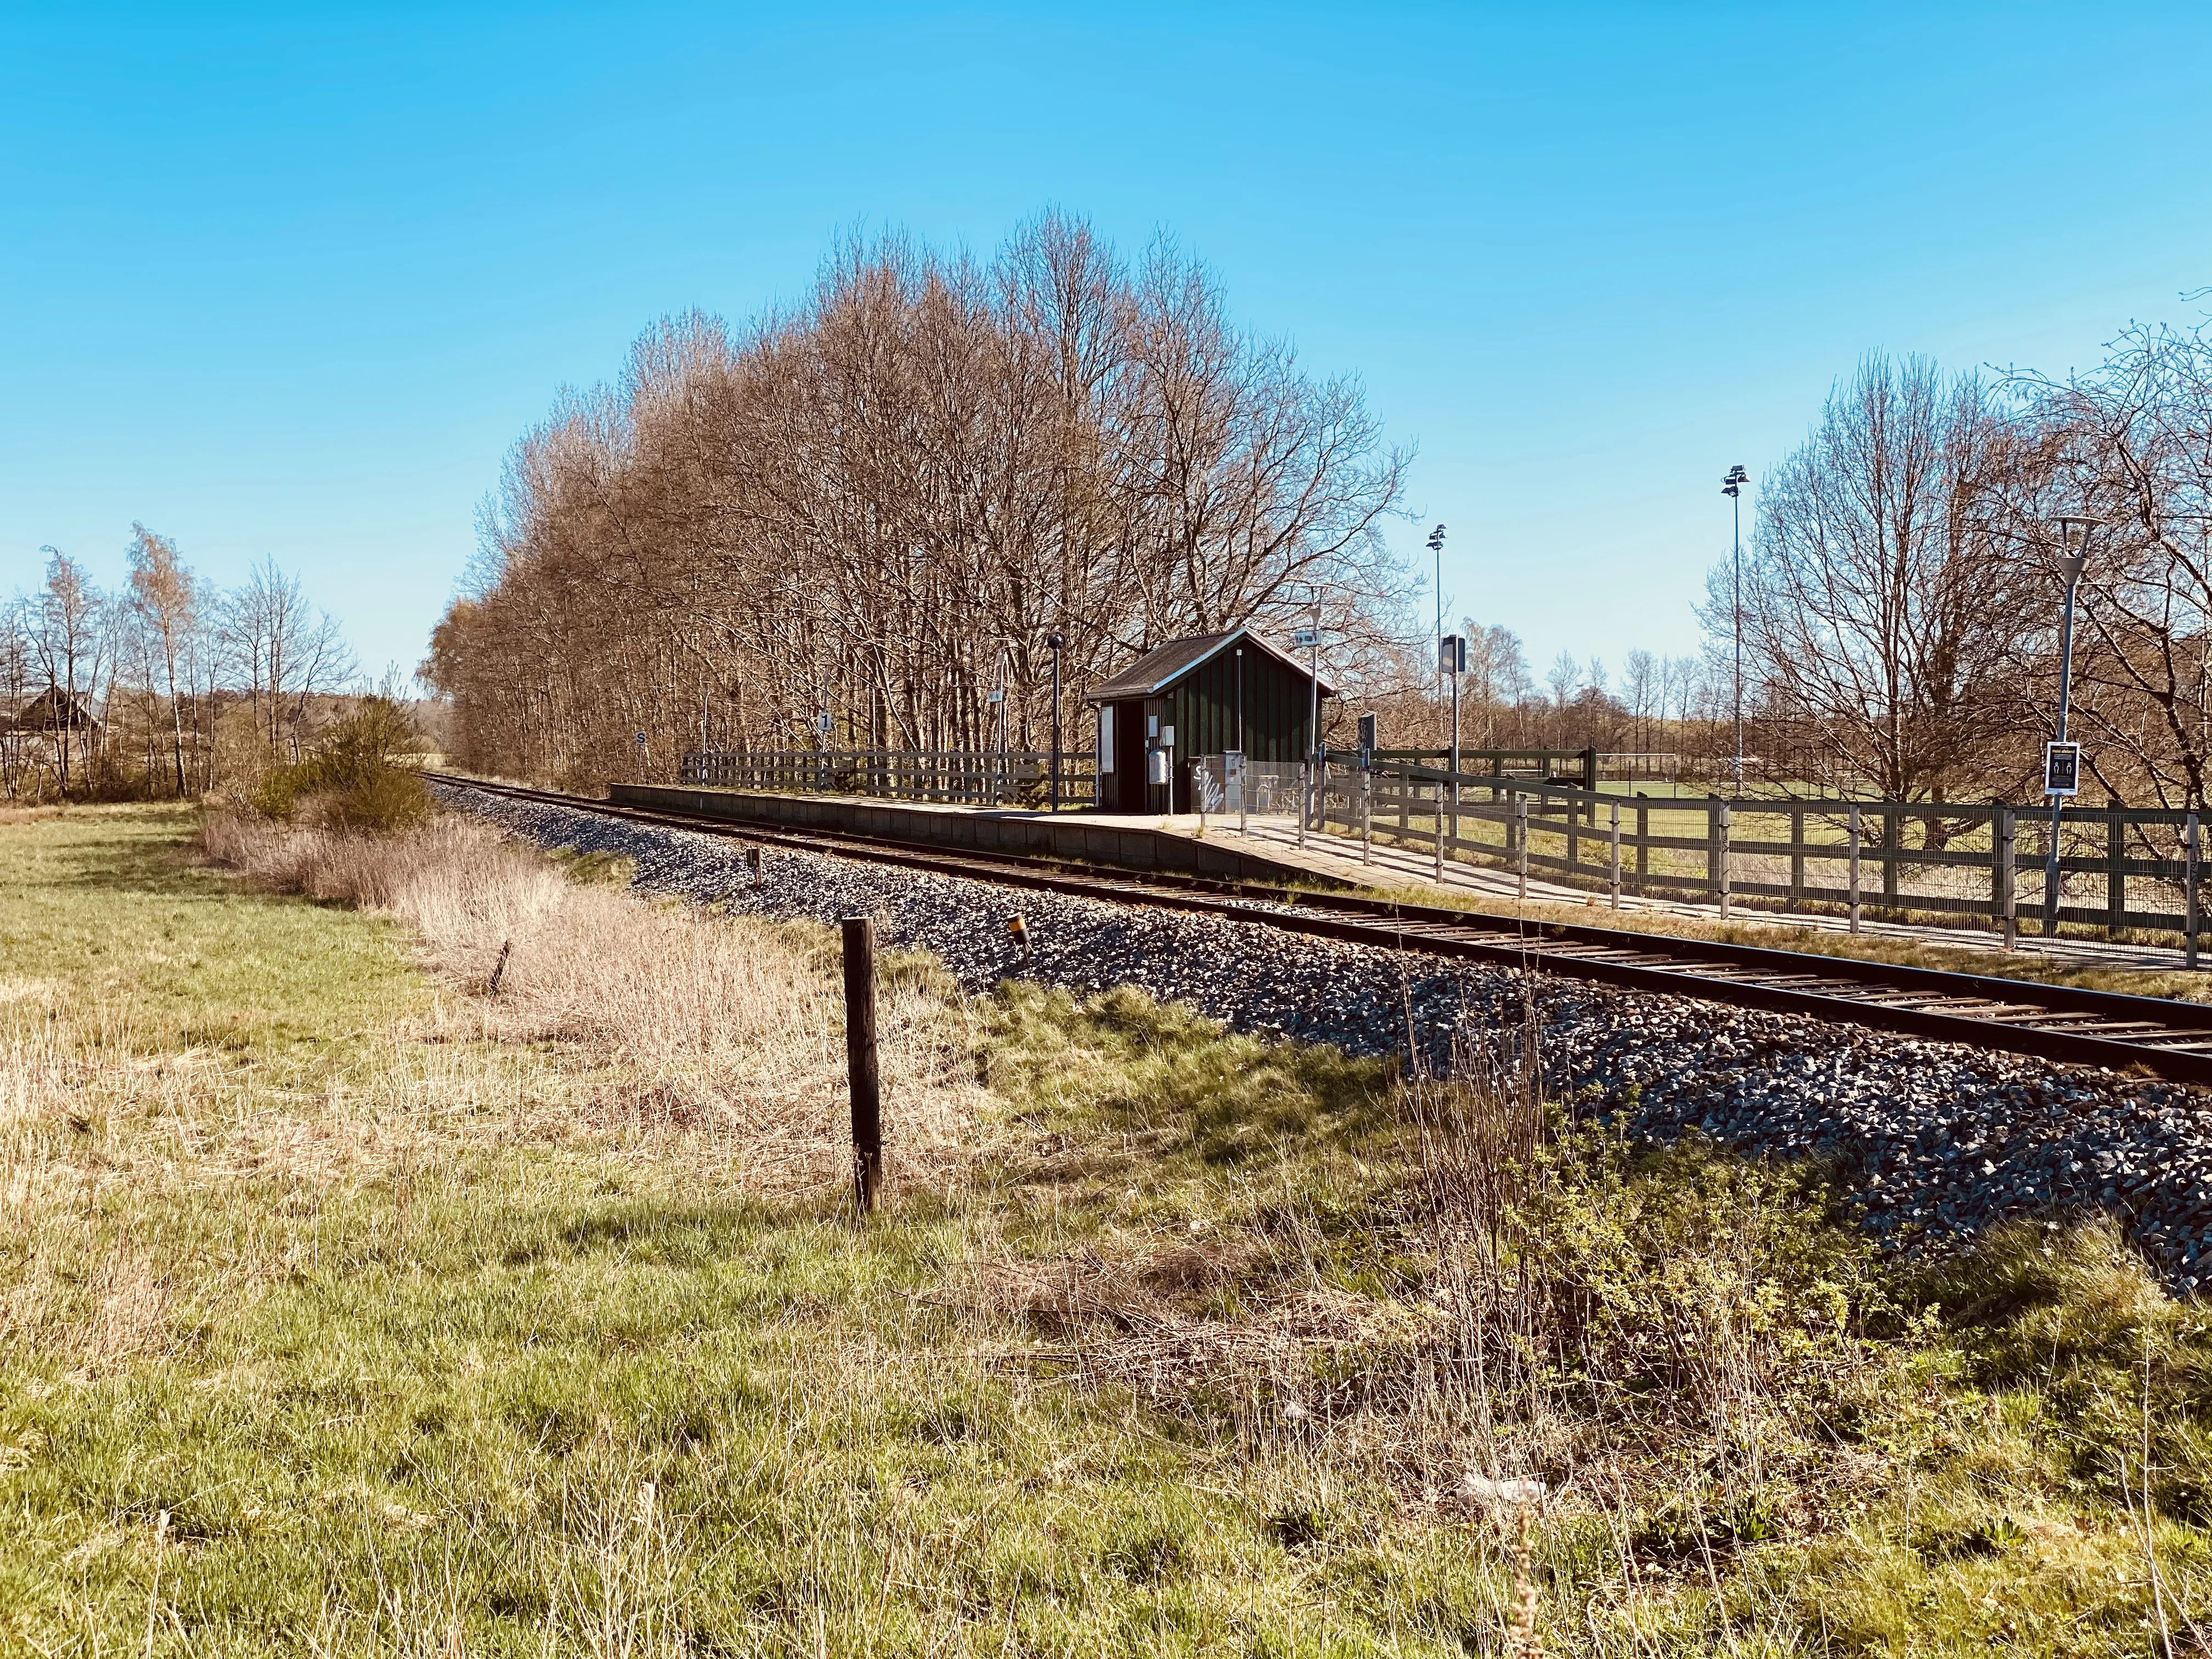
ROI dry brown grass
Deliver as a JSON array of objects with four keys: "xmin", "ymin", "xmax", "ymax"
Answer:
[{"xmin": 193, "ymin": 810, "xmax": 988, "ymax": 1195}]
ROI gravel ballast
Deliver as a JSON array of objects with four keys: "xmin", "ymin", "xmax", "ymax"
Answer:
[{"xmin": 442, "ymin": 783, "xmax": 2212, "ymax": 1289}]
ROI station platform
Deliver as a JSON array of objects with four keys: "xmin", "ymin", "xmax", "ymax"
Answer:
[
  {"xmin": 608, "ymin": 785, "xmax": 1338, "ymax": 888},
  {"xmin": 613, "ymin": 785, "xmax": 2193, "ymax": 974}
]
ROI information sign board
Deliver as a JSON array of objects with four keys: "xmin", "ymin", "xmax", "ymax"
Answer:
[{"xmin": 2044, "ymin": 741, "xmax": 2082, "ymax": 797}]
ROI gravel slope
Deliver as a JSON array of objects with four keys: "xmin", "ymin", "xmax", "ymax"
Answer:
[{"xmin": 443, "ymin": 784, "xmax": 2212, "ymax": 1289}]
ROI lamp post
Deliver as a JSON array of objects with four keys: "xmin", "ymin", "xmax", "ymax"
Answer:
[
  {"xmin": 2042, "ymin": 517, "xmax": 2100, "ymax": 938},
  {"xmin": 1047, "ymin": 631, "xmax": 1065, "ymax": 813},
  {"xmin": 1426, "ymin": 523, "xmax": 1447, "ymax": 761},
  {"xmin": 1722, "ymin": 465, "xmax": 1749, "ymax": 793}
]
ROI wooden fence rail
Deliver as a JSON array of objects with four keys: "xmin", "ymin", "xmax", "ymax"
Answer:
[
  {"xmin": 1314, "ymin": 761, "xmax": 2206, "ymax": 949},
  {"xmin": 682, "ymin": 749, "xmax": 1097, "ymax": 808}
]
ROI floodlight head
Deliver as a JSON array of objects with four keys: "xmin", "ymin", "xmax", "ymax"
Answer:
[{"xmin": 1426, "ymin": 523, "xmax": 1447, "ymax": 550}]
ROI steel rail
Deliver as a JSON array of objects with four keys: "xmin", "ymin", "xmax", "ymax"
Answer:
[{"xmin": 428, "ymin": 773, "xmax": 2212, "ymax": 1087}]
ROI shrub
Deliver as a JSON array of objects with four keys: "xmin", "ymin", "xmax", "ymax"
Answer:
[{"xmin": 251, "ymin": 698, "xmax": 432, "ymax": 832}]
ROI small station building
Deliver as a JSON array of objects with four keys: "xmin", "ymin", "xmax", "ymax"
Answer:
[{"xmin": 1085, "ymin": 627, "xmax": 1336, "ymax": 814}]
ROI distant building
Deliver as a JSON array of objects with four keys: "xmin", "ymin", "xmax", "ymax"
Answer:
[
  {"xmin": 3, "ymin": 685, "xmax": 103, "ymax": 740},
  {"xmin": 1084, "ymin": 627, "xmax": 1335, "ymax": 814}
]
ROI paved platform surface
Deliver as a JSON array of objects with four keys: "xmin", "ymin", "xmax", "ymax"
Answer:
[{"xmin": 1147, "ymin": 812, "xmax": 2194, "ymax": 975}]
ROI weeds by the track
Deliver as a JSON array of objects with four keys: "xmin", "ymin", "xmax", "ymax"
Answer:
[{"xmin": 1, "ymin": 804, "xmax": 2206, "ymax": 1654}]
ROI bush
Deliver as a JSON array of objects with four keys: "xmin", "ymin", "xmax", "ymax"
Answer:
[{"xmin": 251, "ymin": 698, "xmax": 432, "ymax": 832}]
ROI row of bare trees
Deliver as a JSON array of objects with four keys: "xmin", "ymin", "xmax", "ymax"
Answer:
[
  {"xmin": 2, "ymin": 531, "xmax": 358, "ymax": 802},
  {"xmin": 427, "ymin": 215, "xmax": 1415, "ymax": 786},
  {"xmin": 1719, "ymin": 319, "xmax": 2212, "ymax": 809}
]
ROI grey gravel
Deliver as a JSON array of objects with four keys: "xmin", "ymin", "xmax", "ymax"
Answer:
[{"xmin": 442, "ymin": 782, "xmax": 2212, "ymax": 1291}]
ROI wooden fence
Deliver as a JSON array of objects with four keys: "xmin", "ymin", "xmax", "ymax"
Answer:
[
  {"xmin": 682, "ymin": 749, "xmax": 1097, "ymax": 808},
  {"xmin": 1313, "ymin": 761, "xmax": 2207, "ymax": 948}
]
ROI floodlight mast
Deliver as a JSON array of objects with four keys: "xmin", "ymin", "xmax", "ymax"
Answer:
[
  {"xmin": 1723, "ymin": 466, "xmax": 1750, "ymax": 793},
  {"xmin": 1427, "ymin": 521, "xmax": 1448, "ymax": 782}
]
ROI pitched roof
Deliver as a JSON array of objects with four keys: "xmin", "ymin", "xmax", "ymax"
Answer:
[{"xmin": 1083, "ymin": 627, "xmax": 1339, "ymax": 703}]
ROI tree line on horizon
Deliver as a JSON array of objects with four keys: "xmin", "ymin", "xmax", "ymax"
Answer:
[
  {"xmin": 2, "ymin": 533, "xmax": 363, "ymax": 803},
  {"xmin": 425, "ymin": 213, "xmax": 1418, "ymax": 784}
]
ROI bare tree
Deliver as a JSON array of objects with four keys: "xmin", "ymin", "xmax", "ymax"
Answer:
[
  {"xmin": 127, "ymin": 524, "xmax": 201, "ymax": 796},
  {"xmin": 29, "ymin": 549, "xmax": 110, "ymax": 790},
  {"xmin": 1720, "ymin": 354, "xmax": 2032, "ymax": 805},
  {"xmin": 1998, "ymin": 318, "xmax": 2212, "ymax": 808},
  {"xmin": 223, "ymin": 556, "xmax": 358, "ymax": 761}
]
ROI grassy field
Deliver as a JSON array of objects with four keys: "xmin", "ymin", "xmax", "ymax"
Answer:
[{"xmin": 3, "ymin": 804, "xmax": 2209, "ymax": 1655}]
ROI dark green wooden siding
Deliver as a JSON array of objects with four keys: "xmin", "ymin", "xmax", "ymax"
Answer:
[{"xmin": 1165, "ymin": 644, "xmax": 1316, "ymax": 767}]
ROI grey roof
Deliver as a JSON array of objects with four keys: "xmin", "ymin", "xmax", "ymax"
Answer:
[{"xmin": 1082, "ymin": 627, "xmax": 1338, "ymax": 703}]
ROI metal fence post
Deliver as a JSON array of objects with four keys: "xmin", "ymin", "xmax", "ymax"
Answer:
[
  {"xmin": 1361, "ymin": 768, "xmax": 1373, "ymax": 864},
  {"xmin": 1515, "ymin": 792, "xmax": 1530, "ymax": 902},
  {"xmin": 1848, "ymin": 804, "xmax": 1863, "ymax": 934},
  {"xmin": 1706, "ymin": 798, "xmax": 1720, "ymax": 906},
  {"xmin": 1635, "ymin": 796, "xmax": 1650, "ymax": 890},
  {"xmin": 1431, "ymin": 773, "xmax": 1444, "ymax": 881},
  {"xmin": 1717, "ymin": 802, "xmax": 1733, "ymax": 921},
  {"xmin": 1565, "ymin": 787, "xmax": 1580, "ymax": 871},
  {"xmin": 2107, "ymin": 799, "xmax": 2125, "ymax": 939},
  {"xmin": 1609, "ymin": 799, "xmax": 1621, "ymax": 909},
  {"xmin": 1299, "ymin": 762, "xmax": 1310, "ymax": 849},
  {"xmin": 1997, "ymin": 806, "xmax": 2017, "ymax": 950},
  {"xmin": 1789, "ymin": 806, "xmax": 1805, "ymax": 906},
  {"xmin": 2188, "ymin": 812, "xmax": 2201, "ymax": 971}
]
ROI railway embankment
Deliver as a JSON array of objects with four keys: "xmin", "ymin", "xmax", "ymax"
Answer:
[{"xmin": 446, "ymin": 782, "xmax": 2212, "ymax": 1289}]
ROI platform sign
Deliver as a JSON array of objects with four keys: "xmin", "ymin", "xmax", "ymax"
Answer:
[
  {"xmin": 817, "ymin": 710, "xmax": 834, "ymax": 737},
  {"xmin": 1439, "ymin": 635, "xmax": 1466, "ymax": 674},
  {"xmin": 1293, "ymin": 628, "xmax": 1320, "ymax": 650},
  {"xmin": 1356, "ymin": 712, "xmax": 1377, "ymax": 769},
  {"xmin": 2044, "ymin": 741, "xmax": 2082, "ymax": 797}
]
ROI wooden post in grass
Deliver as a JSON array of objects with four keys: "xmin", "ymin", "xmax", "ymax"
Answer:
[{"xmin": 840, "ymin": 915, "xmax": 883, "ymax": 1214}]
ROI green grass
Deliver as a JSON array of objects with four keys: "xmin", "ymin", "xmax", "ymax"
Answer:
[{"xmin": 2, "ymin": 805, "xmax": 2208, "ymax": 1655}]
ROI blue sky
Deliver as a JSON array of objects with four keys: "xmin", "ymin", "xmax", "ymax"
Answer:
[{"xmin": 5, "ymin": 3, "xmax": 2210, "ymax": 687}]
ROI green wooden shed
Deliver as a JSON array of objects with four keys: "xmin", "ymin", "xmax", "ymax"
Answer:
[{"xmin": 1083, "ymin": 627, "xmax": 1336, "ymax": 814}]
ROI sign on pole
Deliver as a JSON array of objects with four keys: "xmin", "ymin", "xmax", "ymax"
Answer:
[
  {"xmin": 1292, "ymin": 627, "xmax": 1320, "ymax": 650},
  {"xmin": 2044, "ymin": 741, "xmax": 2081, "ymax": 797},
  {"xmin": 817, "ymin": 710, "xmax": 834, "ymax": 737}
]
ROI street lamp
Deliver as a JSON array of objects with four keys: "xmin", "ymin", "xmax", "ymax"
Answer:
[
  {"xmin": 1046, "ymin": 631, "xmax": 1065, "ymax": 813},
  {"xmin": 1722, "ymin": 465, "xmax": 1750, "ymax": 793},
  {"xmin": 2041, "ymin": 516, "xmax": 2100, "ymax": 937},
  {"xmin": 1426, "ymin": 524, "xmax": 1447, "ymax": 760}
]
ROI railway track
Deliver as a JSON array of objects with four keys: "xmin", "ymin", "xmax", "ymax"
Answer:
[{"xmin": 430, "ymin": 773, "xmax": 2212, "ymax": 1088}]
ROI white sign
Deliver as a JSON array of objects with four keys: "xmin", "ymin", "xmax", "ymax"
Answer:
[
  {"xmin": 2044, "ymin": 741, "xmax": 2082, "ymax": 797},
  {"xmin": 1096, "ymin": 704, "xmax": 1114, "ymax": 772},
  {"xmin": 986, "ymin": 687, "xmax": 1004, "ymax": 704},
  {"xmin": 817, "ymin": 710, "xmax": 834, "ymax": 736},
  {"xmin": 1292, "ymin": 628, "xmax": 1320, "ymax": 649}
]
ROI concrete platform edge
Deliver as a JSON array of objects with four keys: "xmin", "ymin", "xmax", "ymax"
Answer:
[{"xmin": 608, "ymin": 785, "xmax": 1341, "ymax": 890}]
